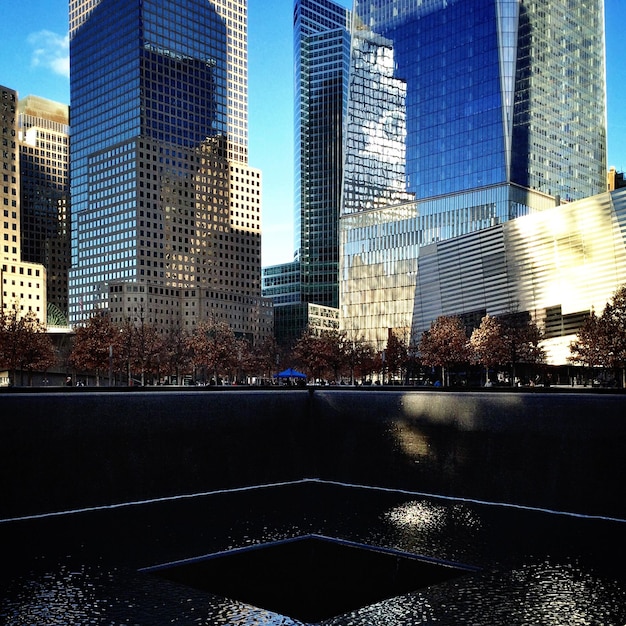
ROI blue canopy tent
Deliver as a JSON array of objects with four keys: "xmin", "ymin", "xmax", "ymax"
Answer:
[{"xmin": 274, "ymin": 368, "xmax": 307, "ymax": 379}]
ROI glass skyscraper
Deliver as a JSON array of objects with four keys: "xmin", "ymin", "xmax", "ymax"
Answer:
[
  {"xmin": 262, "ymin": 0, "xmax": 349, "ymax": 345},
  {"xmin": 340, "ymin": 0, "xmax": 607, "ymax": 349},
  {"xmin": 68, "ymin": 0, "xmax": 269, "ymax": 341},
  {"xmin": 344, "ymin": 0, "xmax": 606, "ymax": 207},
  {"xmin": 294, "ymin": 0, "xmax": 351, "ymax": 308}
]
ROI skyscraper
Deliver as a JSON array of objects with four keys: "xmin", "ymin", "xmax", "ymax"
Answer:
[
  {"xmin": 262, "ymin": 0, "xmax": 349, "ymax": 345},
  {"xmin": 340, "ymin": 0, "xmax": 607, "ymax": 348},
  {"xmin": 294, "ymin": 0, "xmax": 351, "ymax": 309},
  {"xmin": 68, "ymin": 0, "xmax": 270, "ymax": 341},
  {"xmin": 1, "ymin": 86, "xmax": 21, "ymax": 267},
  {"xmin": 18, "ymin": 96, "xmax": 70, "ymax": 323},
  {"xmin": 0, "ymin": 85, "xmax": 48, "ymax": 325},
  {"xmin": 345, "ymin": 0, "xmax": 606, "ymax": 207}
]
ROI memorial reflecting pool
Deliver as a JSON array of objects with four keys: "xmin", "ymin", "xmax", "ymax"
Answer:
[
  {"xmin": 1, "ymin": 390, "xmax": 625, "ymax": 624},
  {"xmin": 2, "ymin": 481, "xmax": 625, "ymax": 624}
]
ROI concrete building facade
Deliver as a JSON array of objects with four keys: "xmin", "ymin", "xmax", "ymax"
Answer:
[{"xmin": 18, "ymin": 95, "xmax": 70, "ymax": 324}]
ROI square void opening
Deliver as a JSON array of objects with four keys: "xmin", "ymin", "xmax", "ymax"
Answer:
[{"xmin": 149, "ymin": 536, "xmax": 472, "ymax": 623}]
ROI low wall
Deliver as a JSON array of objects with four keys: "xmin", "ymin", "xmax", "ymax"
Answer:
[
  {"xmin": 311, "ymin": 390, "xmax": 626, "ymax": 518},
  {"xmin": 1, "ymin": 389, "xmax": 624, "ymax": 520},
  {"xmin": 0, "ymin": 390, "xmax": 314, "ymax": 519}
]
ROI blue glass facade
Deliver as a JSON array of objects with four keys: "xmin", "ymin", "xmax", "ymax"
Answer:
[
  {"xmin": 340, "ymin": 0, "xmax": 608, "ymax": 351},
  {"xmin": 344, "ymin": 0, "xmax": 606, "ymax": 209},
  {"xmin": 398, "ymin": 0, "xmax": 507, "ymax": 198}
]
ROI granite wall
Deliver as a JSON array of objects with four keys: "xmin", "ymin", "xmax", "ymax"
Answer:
[{"xmin": 1, "ymin": 389, "xmax": 624, "ymax": 520}]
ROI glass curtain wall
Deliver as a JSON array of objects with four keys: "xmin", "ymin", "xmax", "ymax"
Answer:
[
  {"xmin": 294, "ymin": 0, "xmax": 351, "ymax": 308},
  {"xmin": 346, "ymin": 0, "xmax": 606, "ymax": 205},
  {"xmin": 340, "ymin": 0, "xmax": 607, "ymax": 349}
]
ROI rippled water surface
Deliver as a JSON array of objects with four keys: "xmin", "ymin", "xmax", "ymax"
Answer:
[{"xmin": 2, "ymin": 483, "xmax": 625, "ymax": 625}]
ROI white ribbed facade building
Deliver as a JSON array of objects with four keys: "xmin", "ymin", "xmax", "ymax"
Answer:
[{"xmin": 341, "ymin": 188, "xmax": 626, "ymax": 364}]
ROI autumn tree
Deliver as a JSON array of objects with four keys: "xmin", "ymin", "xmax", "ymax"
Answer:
[
  {"xmin": 162, "ymin": 326, "xmax": 192, "ymax": 384},
  {"xmin": 20, "ymin": 328, "xmax": 56, "ymax": 386},
  {"xmin": 569, "ymin": 310, "xmax": 606, "ymax": 369},
  {"xmin": 251, "ymin": 335, "xmax": 282, "ymax": 380},
  {"xmin": 384, "ymin": 331, "xmax": 408, "ymax": 384},
  {"xmin": 598, "ymin": 285, "xmax": 626, "ymax": 386},
  {"xmin": 69, "ymin": 312, "xmax": 120, "ymax": 386},
  {"xmin": 186, "ymin": 318, "xmax": 238, "ymax": 384},
  {"xmin": 405, "ymin": 336, "xmax": 423, "ymax": 384},
  {"xmin": 418, "ymin": 315, "xmax": 470, "ymax": 386},
  {"xmin": 0, "ymin": 308, "xmax": 55, "ymax": 386},
  {"xmin": 319, "ymin": 329, "xmax": 349, "ymax": 382},
  {"xmin": 344, "ymin": 336, "xmax": 377, "ymax": 384},
  {"xmin": 570, "ymin": 286, "xmax": 626, "ymax": 386},
  {"xmin": 470, "ymin": 315, "xmax": 510, "ymax": 385},
  {"xmin": 293, "ymin": 328, "xmax": 332, "ymax": 381},
  {"xmin": 292, "ymin": 328, "xmax": 365, "ymax": 382},
  {"xmin": 131, "ymin": 320, "xmax": 164, "ymax": 385},
  {"xmin": 498, "ymin": 313, "xmax": 545, "ymax": 383},
  {"xmin": 231, "ymin": 337, "xmax": 255, "ymax": 383},
  {"xmin": 116, "ymin": 319, "xmax": 137, "ymax": 385}
]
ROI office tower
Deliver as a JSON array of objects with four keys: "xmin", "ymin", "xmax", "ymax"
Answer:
[
  {"xmin": 261, "ymin": 0, "xmax": 349, "ymax": 346},
  {"xmin": 294, "ymin": 0, "xmax": 351, "ymax": 308},
  {"xmin": 0, "ymin": 85, "xmax": 47, "ymax": 324},
  {"xmin": 1, "ymin": 87, "xmax": 21, "ymax": 266},
  {"xmin": 18, "ymin": 96, "xmax": 70, "ymax": 323},
  {"xmin": 608, "ymin": 167, "xmax": 626, "ymax": 191},
  {"xmin": 68, "ymin": 0, "xmax": 270, "ymax": 341},
  {"xmin": 340, "ymin": 0, "xmax": 607, "ymax": 350},
  {"xmin": 262, "ymin": 0, "xmax": 349, "ymax": 344},
  {"xmin": 345, "ymin": 0, "xmax": 606, "ymax": 206}
]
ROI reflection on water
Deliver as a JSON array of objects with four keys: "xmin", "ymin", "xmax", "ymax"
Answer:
[
  {"xmin": 1, "ymin": 485, "xmax": 625, "ymax": 625},
  {"xmin": 3, "ymin": 559, "xmax": 624, "ymax": 625},
  {"xmin": 432, "ymin": 561, "xmax": 626, "ymax": 625},
  {"xmin": 378, "ymin": 500, "xmax": 484, "ymax": 566}
]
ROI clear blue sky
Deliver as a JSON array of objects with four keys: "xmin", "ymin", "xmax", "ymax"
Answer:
[{"xmin": 0, "ymin": 0, "xmax": 623, "ymax": 266}]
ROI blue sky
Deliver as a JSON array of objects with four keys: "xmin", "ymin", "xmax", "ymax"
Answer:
[{"xmin": 0, "ymin": 0, "xmax": 623, "ymax": 266}]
